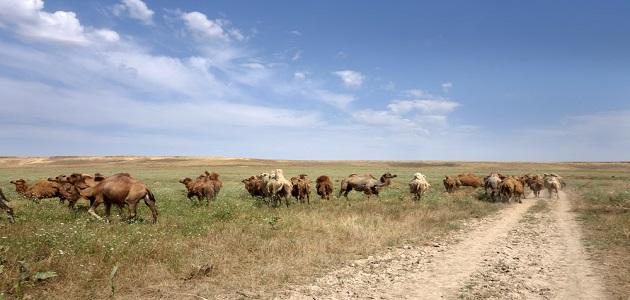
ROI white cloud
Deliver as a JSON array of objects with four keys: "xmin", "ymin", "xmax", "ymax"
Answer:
[
  {"xmin": 0, "ymin": 76, "xmax": 322, "ymax": 133},
  {"xmin": 289, "ymin": 30, "xmax": 302, "ymax": 36},
  {"xmin": 7, "ymin": 2, "xmax": 587, "ymax": 160},
  {"xmin": 387, "ymin": 99, "xmax": 459, "ymax": 115},
  {"xmin": 181, "ymin": 11, "xmax": 244, "ymax": 42},
  {"xmin": 0, "ymin": 0, "xmax": 117, "ymax": 46},
  {"xmin": 112, "ymin": 0, "xmax": 154, "ymax": 24},
  {"xmin": 403, "ymin": 89, "xmax": 430, "ymax": 98},
  {"xmin": 351, "ymin": 88, "xmax": 461, "ymax": 137},
  {"xmin": 353, "ymin": 109, "xmax": 414, "ymax": 128},
  {"xmin": 182, "ymin": 11, "xmax": 225, "ymax": 39},
  {"xmin": 242, "ymin": 62, "xmax": 266, "ymax": 70},
  {"xmin": 227, "ymin": 27, "xmax": 245, "ymax": 41},
  {"xmin": 441, "ymin": 82, "xmax": 453, "ymax": 93},
  {"xmin": 293, "ymin": 72, "xmax": 306, "ymax": 80},
  {"xmin": 91, "ymin": 29, "xmax": 120, "ymax": 43},
  {"xmin": 333, "ymin": 70, "xmax": 364, "ymax": 88},
  {"xmin": 309, "ymin": 89, "xmax": 355, "ymax": 109}
]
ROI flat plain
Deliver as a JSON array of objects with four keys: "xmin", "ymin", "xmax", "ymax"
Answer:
[{"xmin": 0, "ymin": 157, "xmax": 627, "ymax": 299}]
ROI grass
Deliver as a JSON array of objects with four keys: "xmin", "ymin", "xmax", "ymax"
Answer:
[
  {"xmin": 0, "ymin": 157, "xmax": 627, "ymax": 298},
  {"xmin": 571, "ymin": 175, "xmax": 630, "ymax": 299}
]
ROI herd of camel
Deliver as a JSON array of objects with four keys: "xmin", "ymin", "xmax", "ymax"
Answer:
[
  {"xmin": 0, "ymin": 169, "xmax": 566, "ymax": 224},
  {"xmin": 443, "ymin": 172, "xmax": 566, "ymax": 202}
]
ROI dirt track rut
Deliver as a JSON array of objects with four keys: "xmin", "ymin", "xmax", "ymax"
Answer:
[{"xmin": 279, "ymin": 192, "xmax": 606, "ymax": 299}]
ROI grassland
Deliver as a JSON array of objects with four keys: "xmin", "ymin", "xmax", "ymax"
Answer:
[
  {"xmin": 571, "ymin": 172, "xmax": 630, "ymax": 299},
  {"xmin": 0, "ymin": 157, "xmax": 627, "ymax": 299}
]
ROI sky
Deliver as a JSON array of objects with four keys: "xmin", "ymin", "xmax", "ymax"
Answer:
[{"xmin": 0, "ymin": 0, "xmax": 629, "ymax": 161}]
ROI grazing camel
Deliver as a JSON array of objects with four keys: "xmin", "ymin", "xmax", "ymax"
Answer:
[
  {"xmin": 523, "ymin": 174, "xmax": 544, "ymax": 198},
  {"xmin": 339, "ymin": 172, "xmax": 397, "ymax": 200},
  {"xmin": 0, "ymin": 188, "xmax": 15, "ymax": 223},
  {"xmin": 409, "ymin": 173, "xmax": 430, "ymax": 201},
  {"xmin": 484, "ymin": 173, "xmax": 503, "ymax": 202},
  {"xmin": 315, "ymin": 175, "xmax": 334, "ymax": 200},
  {"xmin": 456, "ymin": 173, "xmax": 484, "ymax": 188},
  {"xmin": 9, "ymin": 179, "xmax": 64, "ymax": 202},
  {"xmin": 290, "ymin": 174, "xmax": 311, "ymax": 204},
  {"xmin": 179, "ymin": 177, "xmax": 215, "ymax": 205},
  {"xmin": 83, "ymin": 173, "xmax": 158, "ymax": 223},
  {"xmin": 543, "ymin": 174, "xmax": 562, "ymax": 199},
  {"xmin": 242, "ymin": 175, "xmax": 268, "ymax": 198},
  {"xmin": 443, "ymin": 176, "xmax": 458, "ymax": 193},
  {"xmin": 266, "ymin": 169, "xmax": 293, "ymax": 207}
]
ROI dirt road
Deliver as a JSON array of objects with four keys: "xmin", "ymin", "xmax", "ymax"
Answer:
[{"xmin": 279, "ymin": 192, "xmax": 606, "ymax": 299}]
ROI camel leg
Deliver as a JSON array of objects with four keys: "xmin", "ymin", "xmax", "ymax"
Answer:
[
  {"xmin": 7, "ymin": 209, "xmax": 14, "ymax": 223},
  {"xmin": 144, "ymin": 194, "xmax": 158, "ymax": 224},
  {"xmin": 88, "ymin": 195, "xmax": 104, "ymax": 221},
  {"xmin": 342, "ymin": 188, "xmax": 350, "ymax": 200},
  {"xmin": 127, "ymin": 200, "xmax": 138, "ymax": 220},
  {"xmin": 104, "ymin": 202, "xmax": 112, "ymax": 223}
]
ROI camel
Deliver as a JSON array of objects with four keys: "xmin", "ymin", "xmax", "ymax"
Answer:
[
  {"xmin": 266, "ymin": 169, "xmax": 292, "ymax": 207},
  {"xmin": 409, "ymin": 173, "xmax": 430, "ymax": 201},
  {"xmin": 339, "ymin": 172, "xmax": 397, "ymax": 200},
  {"xmin": 0, "ymin": 188, "xmax": 15, "ymax": 223},
  {"xmin": 82, "ymin": 173, "xmax": 158, "ymax": 223},
  {"xmin": 315, "ymin": 175, "xmax": 334, "ymax": 200}
]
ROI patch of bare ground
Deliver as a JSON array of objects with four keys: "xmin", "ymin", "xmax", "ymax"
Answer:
[
  {"xmin": 278, "ymin": 192, "xmax": 607, "ymax": 300},
  {"xmin": 277, "ymin": 200, "xmax": 529, "ymax": 299},
  {"xmin": 460, "ymin": 193, "xmax": 606, "ymax": 300}
]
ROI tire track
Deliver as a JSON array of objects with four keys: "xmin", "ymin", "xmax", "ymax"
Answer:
[
  {"xmin": 279, "ymin": 192, "xmax": 606, "ymax": 299},
  {"xmin": 279, "ymin": 200, "xmax": 535, "ymax": 299}
]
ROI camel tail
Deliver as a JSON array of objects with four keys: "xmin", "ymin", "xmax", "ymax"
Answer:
[{"xmin": 146, "ymin": 189, "xmax": 156, "ymax": 203}]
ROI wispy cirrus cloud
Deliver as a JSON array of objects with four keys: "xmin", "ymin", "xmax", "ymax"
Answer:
[
  {"xmin": 2, "ymin": 0, "xmax": 622, "ymax": 160},
  {"xmin": 352, "ymin": 88, "xmax": 461, "ymax": 136},
  {"xmin": 387, "ymin": 99, "xmax": 459, "ymax": 115},
  {"xmin": 181, "ymin": 11, "xmax": 245, "ymax": 41},
  {"xmin": 0, "ymin": 0, "xmax": 328, "ymax": 147}
]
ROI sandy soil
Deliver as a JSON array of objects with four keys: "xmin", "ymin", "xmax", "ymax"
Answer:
[{"xmin": 278, "ymin": 192, "xmax": 607, "ymax": 299}]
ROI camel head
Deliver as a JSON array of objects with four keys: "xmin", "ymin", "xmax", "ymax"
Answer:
[
  {"xmin": 379, "ymin": 172, "xmax": 397, "ymax": 186},
  {"xmin": 10, "ymin": 179, "xmax": 26, "ymax": 185},
  {"xmin": 48, "ymin": 175, "xmax": 69, "ymax": 184},
  {"xmin": 179, "ymin": 177, "xmax": 192, "ymax": 185}
]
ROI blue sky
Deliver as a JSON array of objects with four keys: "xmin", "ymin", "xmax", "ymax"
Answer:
[{"xmin": 0, "ymin": 0, "xmax": 629, "ymax": 161}]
